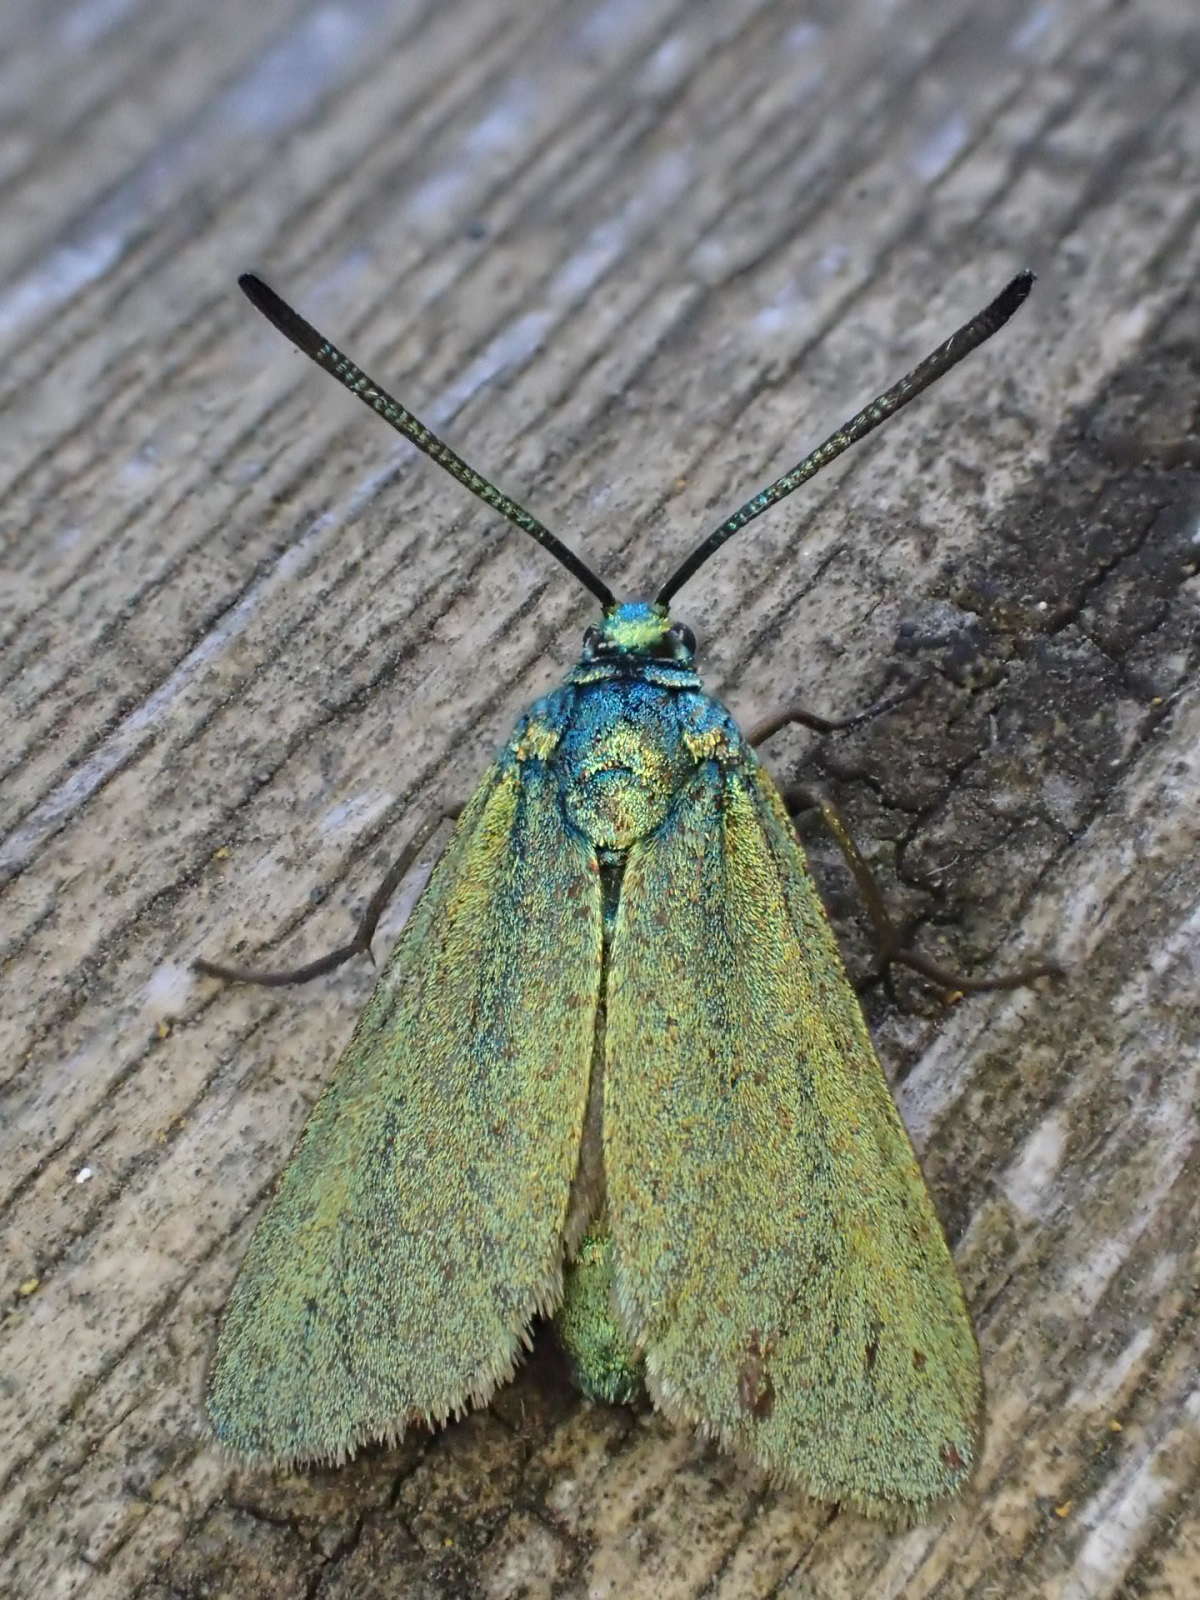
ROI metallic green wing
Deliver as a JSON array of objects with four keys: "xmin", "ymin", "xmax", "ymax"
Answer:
[
  {"xmin": 605, "ymin": 760, "xmax": 981, "ymax": 1520},
  {"xmin": 207, "ymin": 759, "xmax": 602, "ymax": 1464}
]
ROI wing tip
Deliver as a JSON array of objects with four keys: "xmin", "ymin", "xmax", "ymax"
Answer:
[
  {"xmin": 641, "ymin": 1363, "xmax": 979, "ymax": 1525},
  {"xmin": 204, "ymin": 1266, "xmax": 572, "ymax": 1470}
]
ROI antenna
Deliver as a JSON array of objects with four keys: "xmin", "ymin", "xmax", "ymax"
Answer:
[
  {"xmin": 239, "ymin": 275, "xmax": 616, "ymax": 609},
  {"xmin": 655, "ymin": 272, "xmax": 1034, "ymax": 606}
]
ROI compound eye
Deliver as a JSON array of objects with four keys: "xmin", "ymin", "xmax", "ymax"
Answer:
[
  {"xmin": 671, "ymin": 622, "xmax": 697, "ymax": 656},
  {"xmin": 582, "ymin": 625, "xmax": 603, "ymax": 653}
]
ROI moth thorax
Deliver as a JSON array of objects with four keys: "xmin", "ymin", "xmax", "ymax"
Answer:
[
  {"xmin": 565, "ymin": 768, "xmax": 674, "ymax": 851},
  {"xmin": 562, "ymin": 721, "xmax": 683, "ymax": 851}
]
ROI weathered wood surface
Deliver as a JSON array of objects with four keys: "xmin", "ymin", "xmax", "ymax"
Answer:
[{"xmin": 2, "ymin": 1, "xmax": 1198, "ymax": 1595}]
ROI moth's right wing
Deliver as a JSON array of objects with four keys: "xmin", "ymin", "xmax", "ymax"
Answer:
[
  {"xmin": 605, "ymin": 759, "xmax": 981, "ymax": 1520},
  {"xmin": 207, "ymin": 753, "xmax": 602, "ymax": 1465}
]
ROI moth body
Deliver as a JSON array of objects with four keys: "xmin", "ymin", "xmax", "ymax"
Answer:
[{"xmin": 204, "ymin": 269, "xmax": 1041, "ymax": 1521}]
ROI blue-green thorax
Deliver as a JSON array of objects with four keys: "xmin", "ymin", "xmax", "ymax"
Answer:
[{"xmin": 510, "ymin": 601, "xmax": 747, "ymax": 855}]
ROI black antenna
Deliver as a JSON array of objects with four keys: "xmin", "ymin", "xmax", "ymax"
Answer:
[
  {"xmin": 655, "ymin": 272, "xmax": 1035, "ymax": 607},
  {"xmin": 239, "ymin": 275, "xmax": 616, "ymax": 610}
]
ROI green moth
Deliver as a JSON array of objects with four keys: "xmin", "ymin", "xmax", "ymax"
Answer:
[{"xmin": 202, "ymin": 270, "xmax": 1046, "ymax": 1521}]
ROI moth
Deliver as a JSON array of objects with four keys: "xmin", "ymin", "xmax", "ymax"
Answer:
[{"xmin": 201, "ymin": 270, "xmax": 1051, "ymax": 1520}]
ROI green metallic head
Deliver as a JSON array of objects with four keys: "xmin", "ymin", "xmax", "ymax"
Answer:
[{"xmin": 582, "ymin": 601, "xmax": 697, "ymax": 666}]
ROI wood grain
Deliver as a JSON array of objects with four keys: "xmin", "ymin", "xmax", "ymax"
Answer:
[{"xmin": 2, "ymin": 1, "xmax": 1197, "ymax": 1595}]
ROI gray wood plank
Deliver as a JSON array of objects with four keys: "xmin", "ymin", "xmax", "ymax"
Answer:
[{"xmin": 2, "ymin": 1, "xmax": 1197, "ymax": 1595}]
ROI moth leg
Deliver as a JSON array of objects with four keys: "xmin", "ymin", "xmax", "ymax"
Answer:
[
  {"xmin": 746, "ymin": 679, "xmax": 920, "ymax": 744},
  {"xmin": 194, "ymin": 805, "xmax": 461, "ymax": 987},
  {"xmin": 783, "ymin": 785, "xmax": 1062, "ymax": 997}
]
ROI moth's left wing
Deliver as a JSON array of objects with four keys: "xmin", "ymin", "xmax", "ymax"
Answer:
[
  {"xmin": 207, "ymin": 752, "xmax": 602, "ymax": 1465},
  {"xmin": 605, "ymin": 759, "xmax": 981, "ymax": 1520}
]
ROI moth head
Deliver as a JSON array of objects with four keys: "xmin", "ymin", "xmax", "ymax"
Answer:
[{"xmin": 583, "ymin": 601, "xmax": 697, "ymax": 665}]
